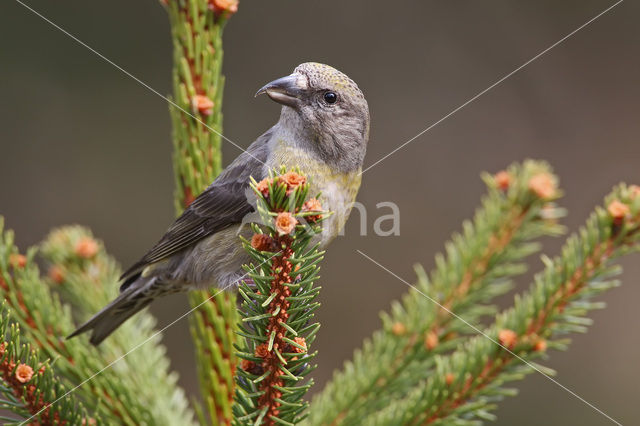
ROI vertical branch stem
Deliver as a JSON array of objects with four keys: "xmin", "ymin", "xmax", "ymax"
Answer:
[
  {"xmin": 164, "ymin": 0, "xmax": 239, "ymax": 423},
  {"xmin": 233, "ymin": 173, "xmax": 323, "ymax": 425}
]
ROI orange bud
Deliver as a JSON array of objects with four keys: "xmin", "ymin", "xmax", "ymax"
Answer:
[
  {"xmin": 494, "ymin": 171, "xmax": 511, "ymax": 191},
  {"xmin": 302, "ymin": 198, "xmax": 322, "ymax": 213},
  {"xmin": 607, "ymin": 200, "xmax": 630, "ymax": 221},
  {"xmin": 391, "ymin": 322, "xmax": 406, "ymax": 336},
  {"xmin": 209, "ymin": 0, "xmax": 239, "ymax": 14},
  {"xmin": 445, "ymin": 373, "xmax": 455, "ymax": 385},
  {"xmin": 498, "ymin": 329, "xmax": 518, "ymax": 348},
  {"xmin": 48, "ymin": 265, "xmax": 65, "ymax": 284},
  {"xmin": 280, "ymin": 171, "xmax": 307, "ymax": 192},
  {"xmin": 528, "ymin": 173, "xmax": 556, "ymax": 199},
  {"xmin": 256, "ymin": 178, "xmax": 272, "ymax": 197},
  {"xmin": 251, "ymin": 234, "xmax": 275, "ymax": 252},
  {"xmin": 9, "ymin": 254, "xmax": 26, "ymax": 269},
  {"xmin": 302, "ymin": 198, "xmax": 323, "ymax": 222},
  {"xmin": 75, "ymin": 237, "xmax": 98, "ymax": 259},
  {"xmin": 533, "ymin": 339, "xmax": 548, "ymax": 352},
  {"xmin": 274, "ymin": 212, "xmax": 298, "ymax": 235},
  {"xmin": 15, "ymin": 364, "xmax": 34, "ymax": 383},
  {"xmin": 292, "ymin": 337, "xmax": 307, "ymax": 354},
  {"xmin": 192, "ymin": 94, "xmax": 214, "ymax": 116},
  {"xmin": 425, "ymin": 331, "xmax": 439, "ymax": 350},
  {"xmin": 255, "ymin": 343, "xmax": 270, "ymax": 358}
]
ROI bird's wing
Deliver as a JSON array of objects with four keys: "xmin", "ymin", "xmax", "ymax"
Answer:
[{"xmin": 120, "ymin": 127, "xmax": 273, "ymax": 281}]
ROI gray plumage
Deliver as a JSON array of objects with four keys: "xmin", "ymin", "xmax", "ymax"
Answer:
[{"xmin": 70, "ymin": 62, "xmax": 370, "ymax": 345}]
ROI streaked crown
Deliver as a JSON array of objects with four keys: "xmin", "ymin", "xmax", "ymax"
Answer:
[{"xmin": 294, "ymin": 62, "xmax": 366, "ymax": 103}]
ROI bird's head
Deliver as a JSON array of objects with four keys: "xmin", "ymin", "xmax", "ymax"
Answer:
[{"xmin": 257, "ymin": 62, "xmax": 370, "ymax": 172}]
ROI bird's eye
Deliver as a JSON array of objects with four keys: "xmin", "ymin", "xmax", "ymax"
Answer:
[{"xmin": 323, "ymin": 91, "xmax": 338, "ymax": 104}]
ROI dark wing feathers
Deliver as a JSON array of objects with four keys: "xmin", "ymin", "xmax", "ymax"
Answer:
[{"xmin": 119, "ymin": 127, "xmax": 273, "ymax": 281}]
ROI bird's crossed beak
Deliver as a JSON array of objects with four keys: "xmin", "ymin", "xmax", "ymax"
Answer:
[{"xmin": 255, "ymin": 72, "xmax": 307, "ymax": 108}]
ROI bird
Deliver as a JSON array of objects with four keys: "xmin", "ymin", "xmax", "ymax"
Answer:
[{"xmin": 69, "ymin": 62, "xmax": 370, "ymax": 345}]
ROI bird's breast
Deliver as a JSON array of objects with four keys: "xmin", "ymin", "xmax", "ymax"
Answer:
[{"xmin": 267, "ymin": 141, "xmax": 362, "ymax": 244}]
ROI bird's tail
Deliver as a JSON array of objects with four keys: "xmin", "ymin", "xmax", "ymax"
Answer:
[{"xmin": 68, "ymin": 275, "xmax": 157, "ymax": 345}]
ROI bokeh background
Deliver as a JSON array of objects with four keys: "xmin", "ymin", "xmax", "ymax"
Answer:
[{"xmin": 1, "ymin": 1, "xmax": 638, "ymax": 424}]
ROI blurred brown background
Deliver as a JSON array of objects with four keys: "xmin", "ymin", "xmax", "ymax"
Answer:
[{"xmin": 1, "ymin": 1, "xmax": 638, "ymax": 424}]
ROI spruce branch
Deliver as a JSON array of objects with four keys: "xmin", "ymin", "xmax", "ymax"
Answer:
[
  {"xmin": 308, "ymin": 161, "xmax": 566, "ymax": 425},
  {"xmin": 0, "ymin": 219, "xmax": 194, "ymax": 425},
  {"xmin": 370, "ymin": 184, "xmax": 640, "ymax": 425},
  {"xmin": 162, "ymin": 0, "xmax": 239, "ymax": 422},
  {"xmin": 0, "ymin": 303, "xmax": 90, "ymax": 425},
  {"xmin": 2, "ymin": 0, "xmax": 633, "ymax": 422},
  {"xmin": 233, "ymin": 170, "xmax": 326, "ymax": 426},
  {"xmin": 39, "ymin": 225, "xmax": 195, "ymax": 426},
  {"xmin": 165, "ymin": 0, "xmax": 236, "ymax": 206}
]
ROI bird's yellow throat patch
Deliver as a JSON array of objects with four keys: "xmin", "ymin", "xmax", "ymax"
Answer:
[{"xmin": 270, "ymin": 141, "xmax": 362, "ymax": 240}]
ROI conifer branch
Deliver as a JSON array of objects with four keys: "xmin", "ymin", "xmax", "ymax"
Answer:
[
  {"xmin": 1, "ymin": 0, "xmax": 635, "ymax": 422},
  {"xmin": 233, "ymin": 170, "xmax": 326, "ymax": 426},
  {"xmin": 308, "ymin": 161, "xmax": 566, "ymax": 425},
  {"xmin": 39, "ymin": 226, "xmax": 195, "ymax": 425},
  {"xmin": 367, "ymin": 184, "xmax": 640, "ymax": 425},
  {"xmin": 0, "ymin": 219, "xmax": 195, "ymax": 425},
  {"xmin": 162, "ymin": 0, "xmax": 239, "ymax": 422},
  {"xmin": 0, "ymin": 303, "xmax": 90, "ymax": 425}
]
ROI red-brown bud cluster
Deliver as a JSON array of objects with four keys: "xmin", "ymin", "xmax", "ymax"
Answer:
[
  {"xmin": 254, "ymin": 343, "xmax": 270, "ymax": 359},
  {"xmin": 391, "ymin": 322, "xmax": 407, "ymax": 336},
  {"xmin": 533, "ymin": 339, "xmax": 548, "ymax": 352},
  {"xmin": 494, "ymin": 170, "xmax": 511, "ymax": 191},
  {"xmin": 9, "ymin": 253, "xmax": 26, "ymax": 269},
  {"xmin": 15, "ymin": 363, "xmax": 34, "ymax": 383},
  {"xmin": 74, "ymin": 237, "xmax": 98, "ymax": 259},
  {"xmin": 607, "ymin": 200, "xmax": 630, "ymax": 224},
  {"xmin": 291, "ymin": 337, "xmax": 307, "ymax": 354},
  {"xmin": 255, "ymin": 171, "xmax": 307, "ymax": 200},
  {"xmin": 208, "ymin": 0, "xmax": 239, "ymax": 15},
  {"xmin": 192, "ymin": 94, "xmax": 214, "ymax": 116},
  {"xmin": 48, "ymin": 265, "xmax": 65, "ymax": 284},
  {"xmin": 275, "ymin": 212, "xmax": 298, "ymax": 235},
  {"xmin": 302, "ymin": 198, "xmax": 323, "ymax": 223},
  {"xmin": 445, "ymin": 373, "xmax": 455, "ymax": 386},
  {"xmin": 425, "ymin": 331, "xmax": 439, "ymax": 350},
  {"xmin": 251, "ymin": 234, "xmax": 276, "ymax": 252},
  {"xmin": 0, "ymin": 343, "xmax": 58, "ymax": 423},
  {"xmin": 280, "ymin": 172, "xmax": 306, "ymax": 195},
  {"xmin": 498, "ymin": 329, "xmax": 518, "ymax": 349},
  {"xmin": 254, "ymin": 247, "xmax": 298, "ymax": 422},
  {"xmin": 528, "ymin": 173, "xmax": 556, "ymax": 200}
]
